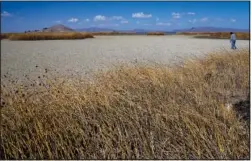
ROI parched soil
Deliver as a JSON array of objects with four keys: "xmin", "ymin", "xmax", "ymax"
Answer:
[{"xmin": 1, "ymin": 35, "xmax": 249, "ymax": 81}]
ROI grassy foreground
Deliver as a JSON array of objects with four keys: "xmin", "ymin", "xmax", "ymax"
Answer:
[
  {"xmin": 0, "ymin": 49, "xmax": 249, "ymax": 159},
  {"xmin": 1, "ymin": 32, "xmax": 94, "ymax": 40}
]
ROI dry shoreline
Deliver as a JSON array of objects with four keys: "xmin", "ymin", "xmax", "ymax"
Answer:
[{"xmin": 1, "ymin": 35, "xmax": 249, "ymax": 81}]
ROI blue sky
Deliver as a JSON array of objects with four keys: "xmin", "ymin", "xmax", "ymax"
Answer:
[{"xmin": 1, "ymin": 1, "xmax": 250, "ymax": 32}]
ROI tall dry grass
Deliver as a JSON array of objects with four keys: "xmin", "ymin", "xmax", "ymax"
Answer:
[
  {"xmin": 176, "ymin": 32, "xmax": 205, "ymax": 35},
  {"xmin": 147, "ymin": 32, "xmax": 165, "ymax": 36},
  {"xmin": 0, "ymin": 49, "xmax": 249, "ymax": 159},
  {"xmin": 1, "ymin": 33, "xmax": 9, "ymax": 39},
  {"xmin": 7, "ymin": 32, "xmax": 94, "ymax": 40},
  {"xmin": 208, "ymin": 32, "xmax": 249, "ymax": 40},
  {"xmin": 177, "ymin": 32, "xmax": 250, "ymax": 40},
  {"xmin": 1, "ymin": 33, "xmax": 17, "ymax": 40}
]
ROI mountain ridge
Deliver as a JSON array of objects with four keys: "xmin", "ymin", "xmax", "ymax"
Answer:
[
  {"xmin": 76, "ymin": 26, "xmax": 249, "ymax": 33},
  {"xmin": 173, "ymin": 27, "xmax": 249, "ymax": 32},
  {"xmin": 33, "ymin": 24, "xmax": 249, "ymax": 33}
]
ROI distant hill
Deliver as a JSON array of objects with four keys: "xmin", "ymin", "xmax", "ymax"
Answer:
[
  {"xmin": 76, "ymin": 28, "xmax": 175, "ymax": 34},
  {"xmin": 173, "ymin": 27, "xmax": 249, "ymax": 33},
  {"xmin": 43, "ymin": 24, "xmax": 75, "ymax": 32},
  {"xmin": 37, "ymin": 25, "xmax": 249, "ymax": 34},
  {"xmin": 130, "ymin": 29, "xmax": 176, "ymax": 34},
  {"xmin": 132, "ymin": 29, "xmax": 148, "ymax": 33},
  {"xmin": 76, "ymin": 28, "xmax": 160, "ymax": 33}
]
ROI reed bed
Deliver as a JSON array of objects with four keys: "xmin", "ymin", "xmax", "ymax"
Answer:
[
  {"xmin": 7, "ymin": 32, "xmax": 94, "ymax": 40},
  {"xmin": 147, "ymin": 32, "xmax": 165, "ymax": 36},
  {"xmin": 206, "ymin": 32, "xmax": 249, "ymax": 40},
  {"xmin": 1, "ymin": 33, "xmax": 17, "ymax": 40},
  {"xmin": 176, "ymin": 32, "xmax": 208, "ymax": 36},
  {"xmin": 177, "ymin": 32, "xmax": 249, "ymax": 40}
]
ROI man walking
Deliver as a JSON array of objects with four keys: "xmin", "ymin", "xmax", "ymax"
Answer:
[{"xmin": 230, "ymin": 32, "xmax": 237, "ymax": 50}]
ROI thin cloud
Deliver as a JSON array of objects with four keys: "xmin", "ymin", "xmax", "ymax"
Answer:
[
  {"xmin": 85, "ymin": 18, "xmax": 90, "ymax": 22},
  {"xmin": 98, "ymin": 23, "xmax": 119, "ymax": 27},
  {"xmin": 156, "ymin": 17, "xmax": 159, "ymax": 21},
  {"xmin": 98, "ymin": 24, "xmax": 106, "ymax": 27},
  {"xmin": 136, "ymin": 21, "xmax": 140, "ymax": 24},
  {"xmin": 144, "ymin": 23, "xmax": 152, "ymax": 26},
  {"xmin": 188, "ymin": 19, "xmax": 197, "ymax": 24},
  {"xmin": 156, "ymin": 22, "xmax": 171, "ymax": 26},
  {"xmin": 200, "ymin": 17, "xmax": 208, "ymax": 22},
  {"xmin": 132, "ymin": 12, "xmax": 152, "ymax": 18},
  {"xmin": 1, "ymin": 11, "xmax": 12, "ymax": 17},
  {"xmin": 94, "ymin": 15, "xmax": 126, "ymax": 22},
  {"xmin": 111, "ymin": 16, "xmax": 124, "ymax": 20},
  {"xmin": 68, "ymin": 18, "xmax": 78, "ymax": 23},
  {"xmin": 187, "ymin": 12, "xmax": 196, "ymax": 15},
  {"xmin": 120, "ymin": 20, "xmax": 129, "ymax": 24},
  {"xmin": 55, "ymin": 20, "xmax": 61, "ymax": 23},
  {"xmin": 94, "ymin": 15, "xmax": 106, "ymax": 21},
  {"xmin": 216, "ymin": 18, "xmax": 223, "ymax": 21},
  {"xmin": 172, "ymin": 12, "xmax": 181, "ymax": 19},
  {"xmin": 230, "ymin": 18, "xmax": 236, "ymax": 22}
]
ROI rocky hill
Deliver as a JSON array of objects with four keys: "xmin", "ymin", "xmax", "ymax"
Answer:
[{"xmin": 43, "ymin": 24, "xmax": 75, "ymax": 32}]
